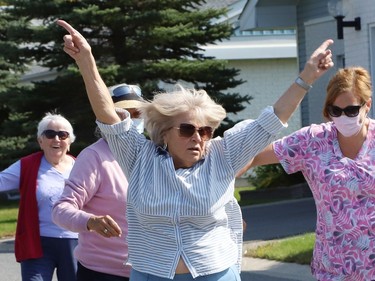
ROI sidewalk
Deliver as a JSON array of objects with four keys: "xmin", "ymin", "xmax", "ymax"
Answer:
[{"xmin": 241, "ymin": 241, "xmax": 315, "ymax": 280}]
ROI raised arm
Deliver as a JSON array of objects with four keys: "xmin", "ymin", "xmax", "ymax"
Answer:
[
  {"xmin": 236, "ymin": 144, "xmax": 279, "ymax": 177},
  {"xmin": 273, "ymin": 39, "xmax": 334, "ymax": 123},
  {"xmin": 57, "ymin": 20, "xmax": 120, "ymax": 125}
]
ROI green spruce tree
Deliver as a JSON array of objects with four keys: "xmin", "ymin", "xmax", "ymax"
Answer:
[
  {"xmin": 0, "ymin": 6, "xmax": 38, "ymax": 167},
  {"xmin": 1, "ymin": 0, "xmax": 251, "ymax": 167}
]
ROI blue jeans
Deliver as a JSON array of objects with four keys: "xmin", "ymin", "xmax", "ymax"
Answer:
[
  {"xmin": 21, "ymin": 236, "xmax": 78, "ymax": 281},
  {"xmin": 130, "ymin": 265, "xmax": 241, "ymax": 281},
  {"xmin": 77, "ymin": 262, "xmax": 130, "ymax": 281}
]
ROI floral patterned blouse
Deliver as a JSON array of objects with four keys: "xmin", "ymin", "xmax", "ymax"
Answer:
[{"xmin": 274, "ymin": 118, "xmax": 375, "ymax": 281}]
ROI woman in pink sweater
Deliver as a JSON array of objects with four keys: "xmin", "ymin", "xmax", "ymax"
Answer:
[{"xmin": 52, "ymin": 84, "xmax": 144, "ymax": 281}]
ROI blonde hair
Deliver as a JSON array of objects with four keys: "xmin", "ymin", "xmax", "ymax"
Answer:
[
  {"xmin": 323, "ymin": 67, "xmax": 372, "ymax": 120},
  {"xmin": 139, "ymin": 84, "xmax": 226, "ymax": 146}
]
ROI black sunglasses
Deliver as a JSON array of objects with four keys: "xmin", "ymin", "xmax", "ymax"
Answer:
[
  {"xmin": 43, "ymin": 130, "xmax": 70, "ymax": 140},
  {"xmin": 111, "ymin": 84, "xmax": 142, "ymax": 98},
  {"xmin": 175, "ymin": 123, "xmax": 213, "ymax": 141},
  {"xmin": 327, "ymin": 103, "xmax": 365, "ymax": 118}
]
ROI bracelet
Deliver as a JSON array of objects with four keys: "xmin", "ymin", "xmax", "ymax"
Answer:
[{"xmin": 295, "ymin": 77, "xmax": 312, "ymax": 91}]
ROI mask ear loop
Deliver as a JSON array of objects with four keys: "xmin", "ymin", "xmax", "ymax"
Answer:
[
  {"xmin": 356, "ymin": 107, "xmax": 368, "ymax": 136},
  {"xmin": 365, "ymin": 98, "xmax": 372, "ymax": 116}
]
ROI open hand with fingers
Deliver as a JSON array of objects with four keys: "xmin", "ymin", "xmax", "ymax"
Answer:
[{"xmin": 87, "ymin": 215, "xmax": 122, "ymax": 238}]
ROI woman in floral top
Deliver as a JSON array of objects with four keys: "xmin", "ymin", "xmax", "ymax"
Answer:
[{"xmin": 239, "ymin": 66, "xmax": 375, "ymax": 281}]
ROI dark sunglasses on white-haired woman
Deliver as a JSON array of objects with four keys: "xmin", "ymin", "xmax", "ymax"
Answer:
[{"xmin": 43, "ymin": 130, "xmax": 70, "ymax": 140}]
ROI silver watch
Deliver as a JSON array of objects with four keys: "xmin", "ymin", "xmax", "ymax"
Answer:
[{"xmin": 295, "ymin": 77, "xmax": 312, "ymax": 91}]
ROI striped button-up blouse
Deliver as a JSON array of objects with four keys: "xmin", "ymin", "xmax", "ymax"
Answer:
[{"xmin": 97, "ymin": 106, "xmax": 284, "ymax": 279}]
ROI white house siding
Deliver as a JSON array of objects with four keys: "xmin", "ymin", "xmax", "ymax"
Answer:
[
  {"xmin": 239, "ymin": 0, "xmax": 375, "ymax": 123},
  {"xmin": 226, "ymin": 58, "xmax": 300, "ymax": 137},
  {"xmin": 296, "ymin": 1, "xmax": 338, "ymax": 126},
  {"xmin": 342, "ymin": 0, "xmax": 375, "ymax": 118},
  {"xmin": 343, "ymin": 1, "xmax": 373, "ymax": 69},
  {"xmin": 297, "ymin": 0, "xmax": 375, "ymax": 121},
  {"xmin": 303, "ymin": 16, "xmax": 341, "ymax": 125}
]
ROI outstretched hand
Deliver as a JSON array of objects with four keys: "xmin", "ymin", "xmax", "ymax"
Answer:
[
  {"xmin": 57, "ymin": 19, "xmax": 92, "ymax": 61},
  {"xmin": 301, "ymin": 39, "xmax": 334, "ymax": 83}
]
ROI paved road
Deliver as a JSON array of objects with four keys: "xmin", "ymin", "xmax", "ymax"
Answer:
[
  {"xmin": 0, "ymin": 198, "xmax": 317, "ymax": 281},
  {"xmin": 0, "ymin": 239, "xmax": 57, "ymax": 281},
  {"xmin": 240, "ymin": 197, "xmax": 317, "ymax": 281},
  {"xmin": 242, "ymin": 197, "xmax": 316, "ymax": 241}
]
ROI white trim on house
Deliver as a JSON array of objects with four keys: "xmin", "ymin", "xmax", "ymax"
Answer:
[{"xmin": 201, "ymin": 35, "xmax": 296, "ymax": 60}]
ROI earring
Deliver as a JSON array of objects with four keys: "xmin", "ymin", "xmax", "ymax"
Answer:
[{"xmin": 163, "ymin": 143, "xmax": 168, "ymax": 150}]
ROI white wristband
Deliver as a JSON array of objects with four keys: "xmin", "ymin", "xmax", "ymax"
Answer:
[{"xmin": 295, "ymin": 77, "xmax": 312, "ymax": 91}]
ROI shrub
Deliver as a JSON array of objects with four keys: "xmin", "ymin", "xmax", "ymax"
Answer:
[{"xmin": 247, "ymin": 163, "xmax": 305, "ymax": 189}]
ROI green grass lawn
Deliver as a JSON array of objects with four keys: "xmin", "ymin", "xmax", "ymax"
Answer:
[
  {"xmin": 237, "ymin": 186, "xmax": 315, "ymax": 265},
  {"xmin": 0, "ymin": 199, "xmax": 19, "ymax": 238},
  {"xmin": 245, "ymin": 232, "xmax": 315, "ymax": 265}
]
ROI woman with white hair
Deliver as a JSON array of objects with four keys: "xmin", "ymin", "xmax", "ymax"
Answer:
[
  {"xmin": 0, "ymin": 112, "xmax": 78, "ymax": 281},
  {"xmin": 57, "ymin": 19, "xmax": 334, "ymax": 281}
]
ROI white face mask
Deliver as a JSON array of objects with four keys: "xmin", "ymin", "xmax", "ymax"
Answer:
[
  {"xmin": 332, "ymin": 112, "xmax": 365, "ymax": 137},
  {"xmin": 132, "ymin": 118, "xmax": 144, "ymax": 134}
]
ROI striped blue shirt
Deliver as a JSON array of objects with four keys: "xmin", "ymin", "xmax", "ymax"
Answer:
[{"xmin": 97, "ymin": 106, "xmax": 285, "ymax": 279}]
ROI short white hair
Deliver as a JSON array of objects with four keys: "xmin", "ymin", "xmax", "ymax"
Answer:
[{"xmin": 37, "ymin": 112, "xmax": 76, "ymax": 144}]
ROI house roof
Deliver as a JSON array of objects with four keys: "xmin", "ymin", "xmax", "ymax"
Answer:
[
  {"xmin": 199, "ymin": 0, "xmax": 297, "ymax": 60},
  {"xmin": 200, "ymin": 0, "xmax": 242, "ymax": 9},
  {"xmin": 239, "ymin": 0, "xmax": 298, "ymax": 30}
]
